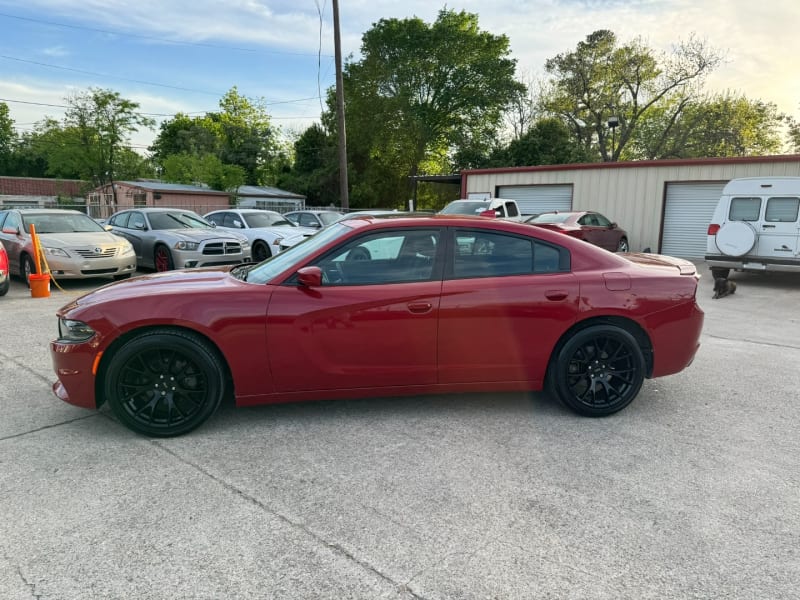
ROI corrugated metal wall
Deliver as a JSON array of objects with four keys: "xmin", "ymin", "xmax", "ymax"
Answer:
[{"xmin": 463, "ymin": 157, "xmax": 800, "ymax": 253}]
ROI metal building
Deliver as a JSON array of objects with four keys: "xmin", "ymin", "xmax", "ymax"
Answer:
[{"xmin": 461, "ymin": 155, "xmax": 800, "ymax": 257}]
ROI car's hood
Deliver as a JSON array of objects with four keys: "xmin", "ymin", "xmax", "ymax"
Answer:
[
  {"xmin": 38, "ymin": 231, "xmax": 128, "ymax": 247},
  {"xmin": 622, "ymin": 252, "xmax": 697, "ymax": 275},
  {"xmin": 161, "ymin": 228, "xmax": 245, "ymax": 242},
  {"xmin": 63, "ymin": 268, "xmax": 238, "ymax": 310}
]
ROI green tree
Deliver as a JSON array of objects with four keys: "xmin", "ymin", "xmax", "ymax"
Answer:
[
  {"xmin": 338, "ymin": 8, "xmax": 525, "ymax": 206},
  {"xmin": 150, "ymin": 87, "xmax": 283, "ymax": 186},
  {"xmin": 161, "ymin": 153, "xmax": 245, "ymax": 193},
  {"xmin": 277, "ymin": 123, "xmax": 339, "ymax": 206},
  {"xmin": 38, "ymin": 89, "xmax": 155, "ymax": 201},
  {"xmin": 0, "ymin": 102, "xmax": 15, "ymax": 174},
  {"xmin": 632, "ymin": 93, "xmax": 787, "ymax": 158},
  {"xmin": 496, "ymin": 118, "xmax": 589, "ymax": 166},
  {"xmin": 542, "ymin": 30, "xmax": 722, "ymax": 161}
]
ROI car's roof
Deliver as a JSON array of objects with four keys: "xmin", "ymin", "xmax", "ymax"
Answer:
[
  {"xmin": 5, "ymin": 208, "xmax": 86, "ymax": 215},
  {"xmin": 117, "ymin": 207, "xmax": 201, "ymax": 213}
]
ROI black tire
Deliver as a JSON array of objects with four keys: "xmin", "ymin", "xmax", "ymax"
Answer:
[
  {"xmin": 616, "ymin": 237, "xmax": 629, "ymax": 253},
  {"xmin": 710, "ymin": 267, "xmax": 730, "ymax": 279},
  {"xmin": 252, "ymin": 240, "xmax": 271, "ymax": 262},
  {"xmin": 154, "ymin": 245, "xmax": 174, "ymax": 272},
  {"xmin": 548, "ymin": 325, "xmax": 645, "ymax": 417},
  {"xmin": 0, "ymin": 277, "xmax": 8, "ymax": 296},
  {"xmin": 103, "ymin": 329, "xmax": 226, "ymax": 437},
  {"xmin": 21, "ymin": 254, "xmax": 35, "ymax": 287}
]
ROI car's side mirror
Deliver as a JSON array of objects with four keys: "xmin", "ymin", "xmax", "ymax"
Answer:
[
  {"xmin": 297, "ymin": 266, "xmax": 323, "ymax": 287},
  {"xmin": 134, "ymin": 223, "xmax": 147, "ymax": 231},
  {"xmin": 104, "ymin": 225, "xmax": 113, "ymax": 232},
  {"xmin": 610, "ymin": 222, "xmax": 618, "ymax": 229}
]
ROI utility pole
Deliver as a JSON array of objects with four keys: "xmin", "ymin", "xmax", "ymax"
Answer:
[{"xmin": 332, "ymin": 0, "xmax": 349, "ymax": 210}]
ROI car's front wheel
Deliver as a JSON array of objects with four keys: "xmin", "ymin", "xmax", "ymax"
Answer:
[
  {"xmin": 548, "ymin": 325, "xmax": 645, "ymax": 417},
  {"xmin": 252, "ymin": 240, "xmax": 271, "ymax": 262},
  {"xmin": 103, "ymin": 329, "xmax": 226, "ymax": 437},
  {"xmin": 616, "ymin": 237, "xmax": 629, "ymax": 252},
  {"xmin": 21, "ymin": 254, "xmax": 35, "ymax": 287},
  {"xmin": 154, "ymin": 245, "xmax": 174, "ymax": 272}
]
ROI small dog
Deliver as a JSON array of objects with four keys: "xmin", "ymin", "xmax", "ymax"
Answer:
[{"xmin": 712, "ymin": 277, "xmax": 737, "ymax": 299}]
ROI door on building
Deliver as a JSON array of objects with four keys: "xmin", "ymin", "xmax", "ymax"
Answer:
[{"xmin": 661, "ymin": 182, "xmax": 727, "ymax": 257}]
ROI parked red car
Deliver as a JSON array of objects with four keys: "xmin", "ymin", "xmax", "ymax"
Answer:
[
  {"xmin": 0, "ymin": 243, "xmax": 9, "ymax": 296},
  {"xmin": 51, "ymin": 214, "xmax": 702, "ymax": 437},
  {"xmin": 526, "ymin": 211, "xmax": 629, "ymax": 252}
]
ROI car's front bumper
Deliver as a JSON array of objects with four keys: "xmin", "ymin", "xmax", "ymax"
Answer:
[
  {"xmin": 51, "ymin": 338, "xmax": 101, "ymax": 409},
  {"xmin": 45, "ymin": 255, "xmax": 138, "ymax": 279},
  {"xmin": 173, "ymin": 249, "xmax": 252, "ymax": 269}
]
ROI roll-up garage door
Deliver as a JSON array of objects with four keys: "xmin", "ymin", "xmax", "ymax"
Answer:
[
  {"xmin": 661, "ymin": 182, "xmax": 727, "ymax": 257},
  {"xmin": 496, "ymin": 185, "xmax": 572, "ymax": 216}
]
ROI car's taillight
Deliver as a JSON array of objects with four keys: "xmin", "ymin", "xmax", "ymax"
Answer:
[
  {"xmin": 0, "ymin": 250, "xmax": 8, "ymax": 273},
  {"xmin": 707, "ymin": 224, "xmax": 720, "ymax": 235}
]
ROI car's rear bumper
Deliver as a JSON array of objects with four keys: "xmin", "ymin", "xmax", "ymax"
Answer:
[
  {"xmin": 705, "ymin": 255, "xmax": 800, "ymax": 273},
  {"xmin": 646, "ymin": 301, "xmax": 704, "ymax": 378}
]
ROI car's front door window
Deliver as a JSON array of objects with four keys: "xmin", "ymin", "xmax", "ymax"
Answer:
[{"xmin": 315, "ymin": 229, "xmax": 441, "ymax": 285}]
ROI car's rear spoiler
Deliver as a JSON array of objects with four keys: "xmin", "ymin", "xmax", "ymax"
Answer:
[{"xmin": 622, "ymin": 253, "xmax": 698, "ymax": 276}]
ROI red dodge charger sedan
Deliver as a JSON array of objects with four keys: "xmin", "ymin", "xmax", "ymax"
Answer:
[{"xmin": 51, "ymin": 214, "xmax": 703, "ymax": 437}]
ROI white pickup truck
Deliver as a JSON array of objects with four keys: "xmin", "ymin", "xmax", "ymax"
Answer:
[{"xmin": 439, "ymin": 198, "xmax": 525, "ymax": 222}]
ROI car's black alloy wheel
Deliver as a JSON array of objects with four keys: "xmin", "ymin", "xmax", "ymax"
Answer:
[
  {"xmin": 104, "ymin": 329, "xmax": 225, "ymax": 437},
  {"xmin": 253, "ymin": 240, "xmax": 271, "ymax": 262},
  {"xmin": 550, "ymin": 325, "xmax": 645, "ymax": 416}
]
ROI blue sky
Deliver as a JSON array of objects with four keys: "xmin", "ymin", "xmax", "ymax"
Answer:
[{"xmin": 1, "ymin": 0, "xmax": 798, "ymax": 152}]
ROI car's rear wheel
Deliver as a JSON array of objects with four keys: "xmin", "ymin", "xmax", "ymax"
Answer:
[
  {"xmin": 710, "ymin": 267, "xmax": 730, "ymax": 279},
  {"xmin": 549, "ymin": 325, "xmax": 645, "ymax": 417},
  {"xmin": 616, "ymin": 237, "xmax": 629, "ymax": 252},
  {"xmin": 103, "ymin": 329, "xmax": 225, "ymax": 437},
  {"xmin": 21, "ymin": 254, "xmax": 35, "ymax": 287},
  {"xmin": 154, "ymin": 245, "xmax": 174, "ymax": 272},
  {"xmin": 252, "ymin": 240, "xmax": 271, "ymax": 262}
]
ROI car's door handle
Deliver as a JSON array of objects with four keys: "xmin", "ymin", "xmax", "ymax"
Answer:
[
  {"xmin": 407, "ymin": 301, "xmax": 433, "ymax": 313},
  {"xmin": 762, "ymin": 224, "xmax": 776, "ymax": 228},
  {"xmin": 545, "ymin": 290, "xmax": 568, "ymax": 301}
]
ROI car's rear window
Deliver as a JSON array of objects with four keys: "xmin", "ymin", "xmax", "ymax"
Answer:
[{"xmin": 529, "ymin": 213, "xmax": 571, "ymax": 224}]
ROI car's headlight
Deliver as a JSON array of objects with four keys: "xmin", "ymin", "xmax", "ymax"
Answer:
[
  {"xmin": 58, "ymin": 318, "xmax": 96, "ymax": 342},
  {"xmin": 174, "ymin": 241, "xmax": 199, "ymax": 251},
  {"xmin": 119, "ymin": 242, "xmax": 135, "ymax": 256},
  {"xmin": 45, "ymin": 247, "xmax": 69, "ymax": 257}
]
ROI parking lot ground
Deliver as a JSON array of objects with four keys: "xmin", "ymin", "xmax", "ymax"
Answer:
[{"xmin": 1, "ymin": 265, "xmax": 799, "ymax": 599}]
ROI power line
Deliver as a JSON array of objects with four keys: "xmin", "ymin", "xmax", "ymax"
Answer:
[
  {"xmin": 1, "ymin": 54, "xmax": 227, "ymax": 97},
  {"xmin": 0, "ymin": 11, "xmax": 333, "ymax": 57},
  {"xmin": 0, "ymin": 96, "xmax": 323, "ymax": 117}
]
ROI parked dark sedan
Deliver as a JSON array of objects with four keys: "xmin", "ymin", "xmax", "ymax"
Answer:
[
  {"xmin": 526, "ymin": 211, "xmax": 629, "ymax": 252},
  {"xmin": 51, "ymin": 214, "xmax": 702, "ymax": 437}
]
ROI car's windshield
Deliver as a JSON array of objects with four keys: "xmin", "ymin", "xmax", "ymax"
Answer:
[
  {"xmin": 318, "ymin": 212, "xmax": 342, "ymax": 226},
  {"xmin": 22, "ymin": 213, "xmax": 106, "ymax": 234},
  {"xmin": 149, "ymin": 211, "xmax": 211, "ymax": 230},
  {"xmin": 244, "ymin": 223, "xmax": 352, "ymax": 284},
  {"xmin": 529, "ymin": 213, "xmax": 571, "ymax": 224},
  {"xmin": 243, "ymin": 212, "xmax": 294, "ymax": 228},
  {"xmin": 440, "ymin": 201, "xmax": 490, "ymax": 215}
]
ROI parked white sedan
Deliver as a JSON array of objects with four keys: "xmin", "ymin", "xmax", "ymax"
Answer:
[{"xmin": 205, "ymin": 209, "xmax": 317, "ymax": 261}]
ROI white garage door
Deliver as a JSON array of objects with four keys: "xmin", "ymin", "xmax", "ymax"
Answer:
[
  {"xmin": 661, "ymin": 182, "xmax": 727, "ymax": 257},
  {"xmin": 496, "ymin": 185, "xmax": 572, "ymax": 216}
]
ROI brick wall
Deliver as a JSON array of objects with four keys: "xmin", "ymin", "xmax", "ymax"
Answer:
[{"xmin": 0, "ymin": 176, "xmax": 84, "ymax": 197}]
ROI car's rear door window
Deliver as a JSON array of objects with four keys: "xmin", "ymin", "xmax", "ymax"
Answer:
[
  {"xmin": 451, "ymin": 230, "xmax": 569, "ymax": 278},
  {"xmin": 729, "ymin": 197, "xmax": 761, "ymax": 221}
]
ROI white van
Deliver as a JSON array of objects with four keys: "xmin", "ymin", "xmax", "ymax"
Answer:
[{"xmin": 706, "ymin": 177, "xmax": 800, "ymax": 278}]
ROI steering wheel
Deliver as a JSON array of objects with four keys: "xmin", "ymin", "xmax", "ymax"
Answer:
[{"xmin": 346, "ymin": 246, "xmax": 371, "ymax": 261}]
